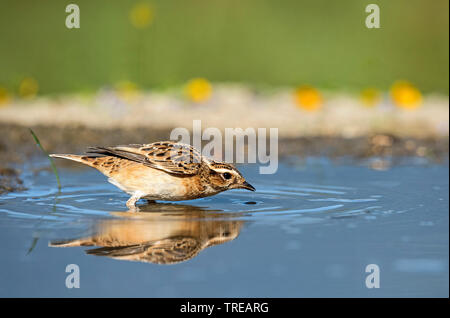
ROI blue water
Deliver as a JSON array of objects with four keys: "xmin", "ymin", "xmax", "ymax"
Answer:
[{"xmin": 0, "ymin": 159, "xmax": 448, "ymax": 297}]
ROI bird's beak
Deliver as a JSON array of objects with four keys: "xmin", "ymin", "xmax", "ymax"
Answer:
[{"xmin": 240, "ymin": 181, "xmax": 256, "ymax": 192}]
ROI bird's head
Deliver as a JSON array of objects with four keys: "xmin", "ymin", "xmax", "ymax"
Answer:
[{"xmin": 206, "ymin": 162, "xmax": 255, "ymax": 192}]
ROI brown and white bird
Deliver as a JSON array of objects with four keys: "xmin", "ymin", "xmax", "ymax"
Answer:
[{"xmin": 50, "ymin": 141, "xmax": 255, "ymax": 208}]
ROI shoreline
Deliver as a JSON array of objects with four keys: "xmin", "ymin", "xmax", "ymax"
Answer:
[
  {"xmin": 0, "ymin": 88, "xmax": 448, "ymax": 138},
  {"xmin": 1, "ymin": 123, "xmax": 448, "ymax": 194}
]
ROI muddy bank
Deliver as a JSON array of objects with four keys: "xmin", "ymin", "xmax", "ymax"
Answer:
[
  {"xmin": 0, "ymin": 167, "xmax": 25, "ymax": 194},
  {"xmin": 0, "ymin": 123, "xmax": 448, "ymax": 193}
]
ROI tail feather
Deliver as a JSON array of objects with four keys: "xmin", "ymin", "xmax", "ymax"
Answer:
[
  {"xmin": 50, "ymin": 153, "xmax": 116, "ymax": 177},
  {"xmin": 50, "ymin": 154, "xmax": 101, "ymax": 167},
  {"xmin": 49, "ymin": 239, "xmax": 90, "ymax": 247},
  {"xmin": 50, "ymin": 154, "xmax": 86, "ymax": 163}
]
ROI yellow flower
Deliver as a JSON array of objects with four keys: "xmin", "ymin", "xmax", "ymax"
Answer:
[
  {"xmin": 129, "ymin": 2, "xmax": 154, "ymax": 29},
  {"xmin": 115, "ymin": 80, "xmax": 139, "ymax": 102},
  {"xmin": 390, "ymin": 81, "xmax": 422, "ymax": 110},
  {"xmin": 19, "ymin": 77, "xmax": 39, "ymax": 99},
  {"xmin": 0, "ymin": 87, "xmax": 12, "ymax": 106},
  {"xmin": 360, "ymin": 87, "xmax": 381, "ymax": 107},
  {"xmin": 185, "ymin": 78, "xmax": 212, "ymax": 103},
  {"xmin": 294, "ymin": 85, "xmax": 322, "ymax": 111}
]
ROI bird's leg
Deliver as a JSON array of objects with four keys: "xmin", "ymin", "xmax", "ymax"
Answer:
[{"xmin": 126, "ymin": 193, "xmax": 143, "ymax": 211}]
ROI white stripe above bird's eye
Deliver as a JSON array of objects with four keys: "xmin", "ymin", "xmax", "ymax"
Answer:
[{"xmin": 213, "ymin": 168, "xmax": 237, "ymax": 175}]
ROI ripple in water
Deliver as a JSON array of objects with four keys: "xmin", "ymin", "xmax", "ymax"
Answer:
[{"xmin": 0, "ymin": 169, "xmax": 408, "ymax": 229}]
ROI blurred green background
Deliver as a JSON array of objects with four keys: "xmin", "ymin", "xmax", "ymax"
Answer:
[{"xmin": 0, "ymin": 0, "xmax": 448, "ymax": 95}]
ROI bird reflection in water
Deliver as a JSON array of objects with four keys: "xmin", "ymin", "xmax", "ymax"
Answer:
[{"xmin": 50, "ymin": 203, "xmax": 243, "ymax": 265}]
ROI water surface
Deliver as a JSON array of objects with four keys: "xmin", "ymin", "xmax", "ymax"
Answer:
[{"xmin": 0, "ymin": 158, "xmax": 448, "ymax": 297}]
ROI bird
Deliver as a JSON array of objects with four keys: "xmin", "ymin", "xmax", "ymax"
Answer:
[
  {"xmin": 50, "ymin": 141, "xmax": 255, "ymax": 209},
  {"xmin": 50, "ymin": 204, "xmax": 243, "ymax": 264}
]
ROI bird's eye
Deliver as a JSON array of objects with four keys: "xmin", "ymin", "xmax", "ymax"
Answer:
[{"xmin": 223, "ymin": 172, "xmax": 232, "ymax": 180}]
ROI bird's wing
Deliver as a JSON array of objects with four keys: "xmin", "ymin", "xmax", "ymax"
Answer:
[
  {"xmin": 86, "ymin": 141, "xmax": 203, "ymax": 175},
  {"xmin": 85, "ymin": 237, "xmax": 201, "ymax": 264}
]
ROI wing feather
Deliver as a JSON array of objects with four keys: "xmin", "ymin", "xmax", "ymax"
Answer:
[
  {"xmin": 85, "ymin": 237, "xmax": 201, "ymax": 264},
  {"xmin": 86, "ymin": 141, "xmax": 203, "ymax": 175}
]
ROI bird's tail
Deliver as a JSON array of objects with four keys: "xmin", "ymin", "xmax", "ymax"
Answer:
[
  {"xmin": 49, "ymin": 154, "xmax": 97, "ymax": 167},
  {"xmin": 49, "ymin": 238, "xmax": 87, "ymax": 247}
]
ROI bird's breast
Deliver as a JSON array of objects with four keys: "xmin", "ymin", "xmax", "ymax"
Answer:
[{"xmin": 107, "ymin": 163, "xmax": 208, "ymax": 201}]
